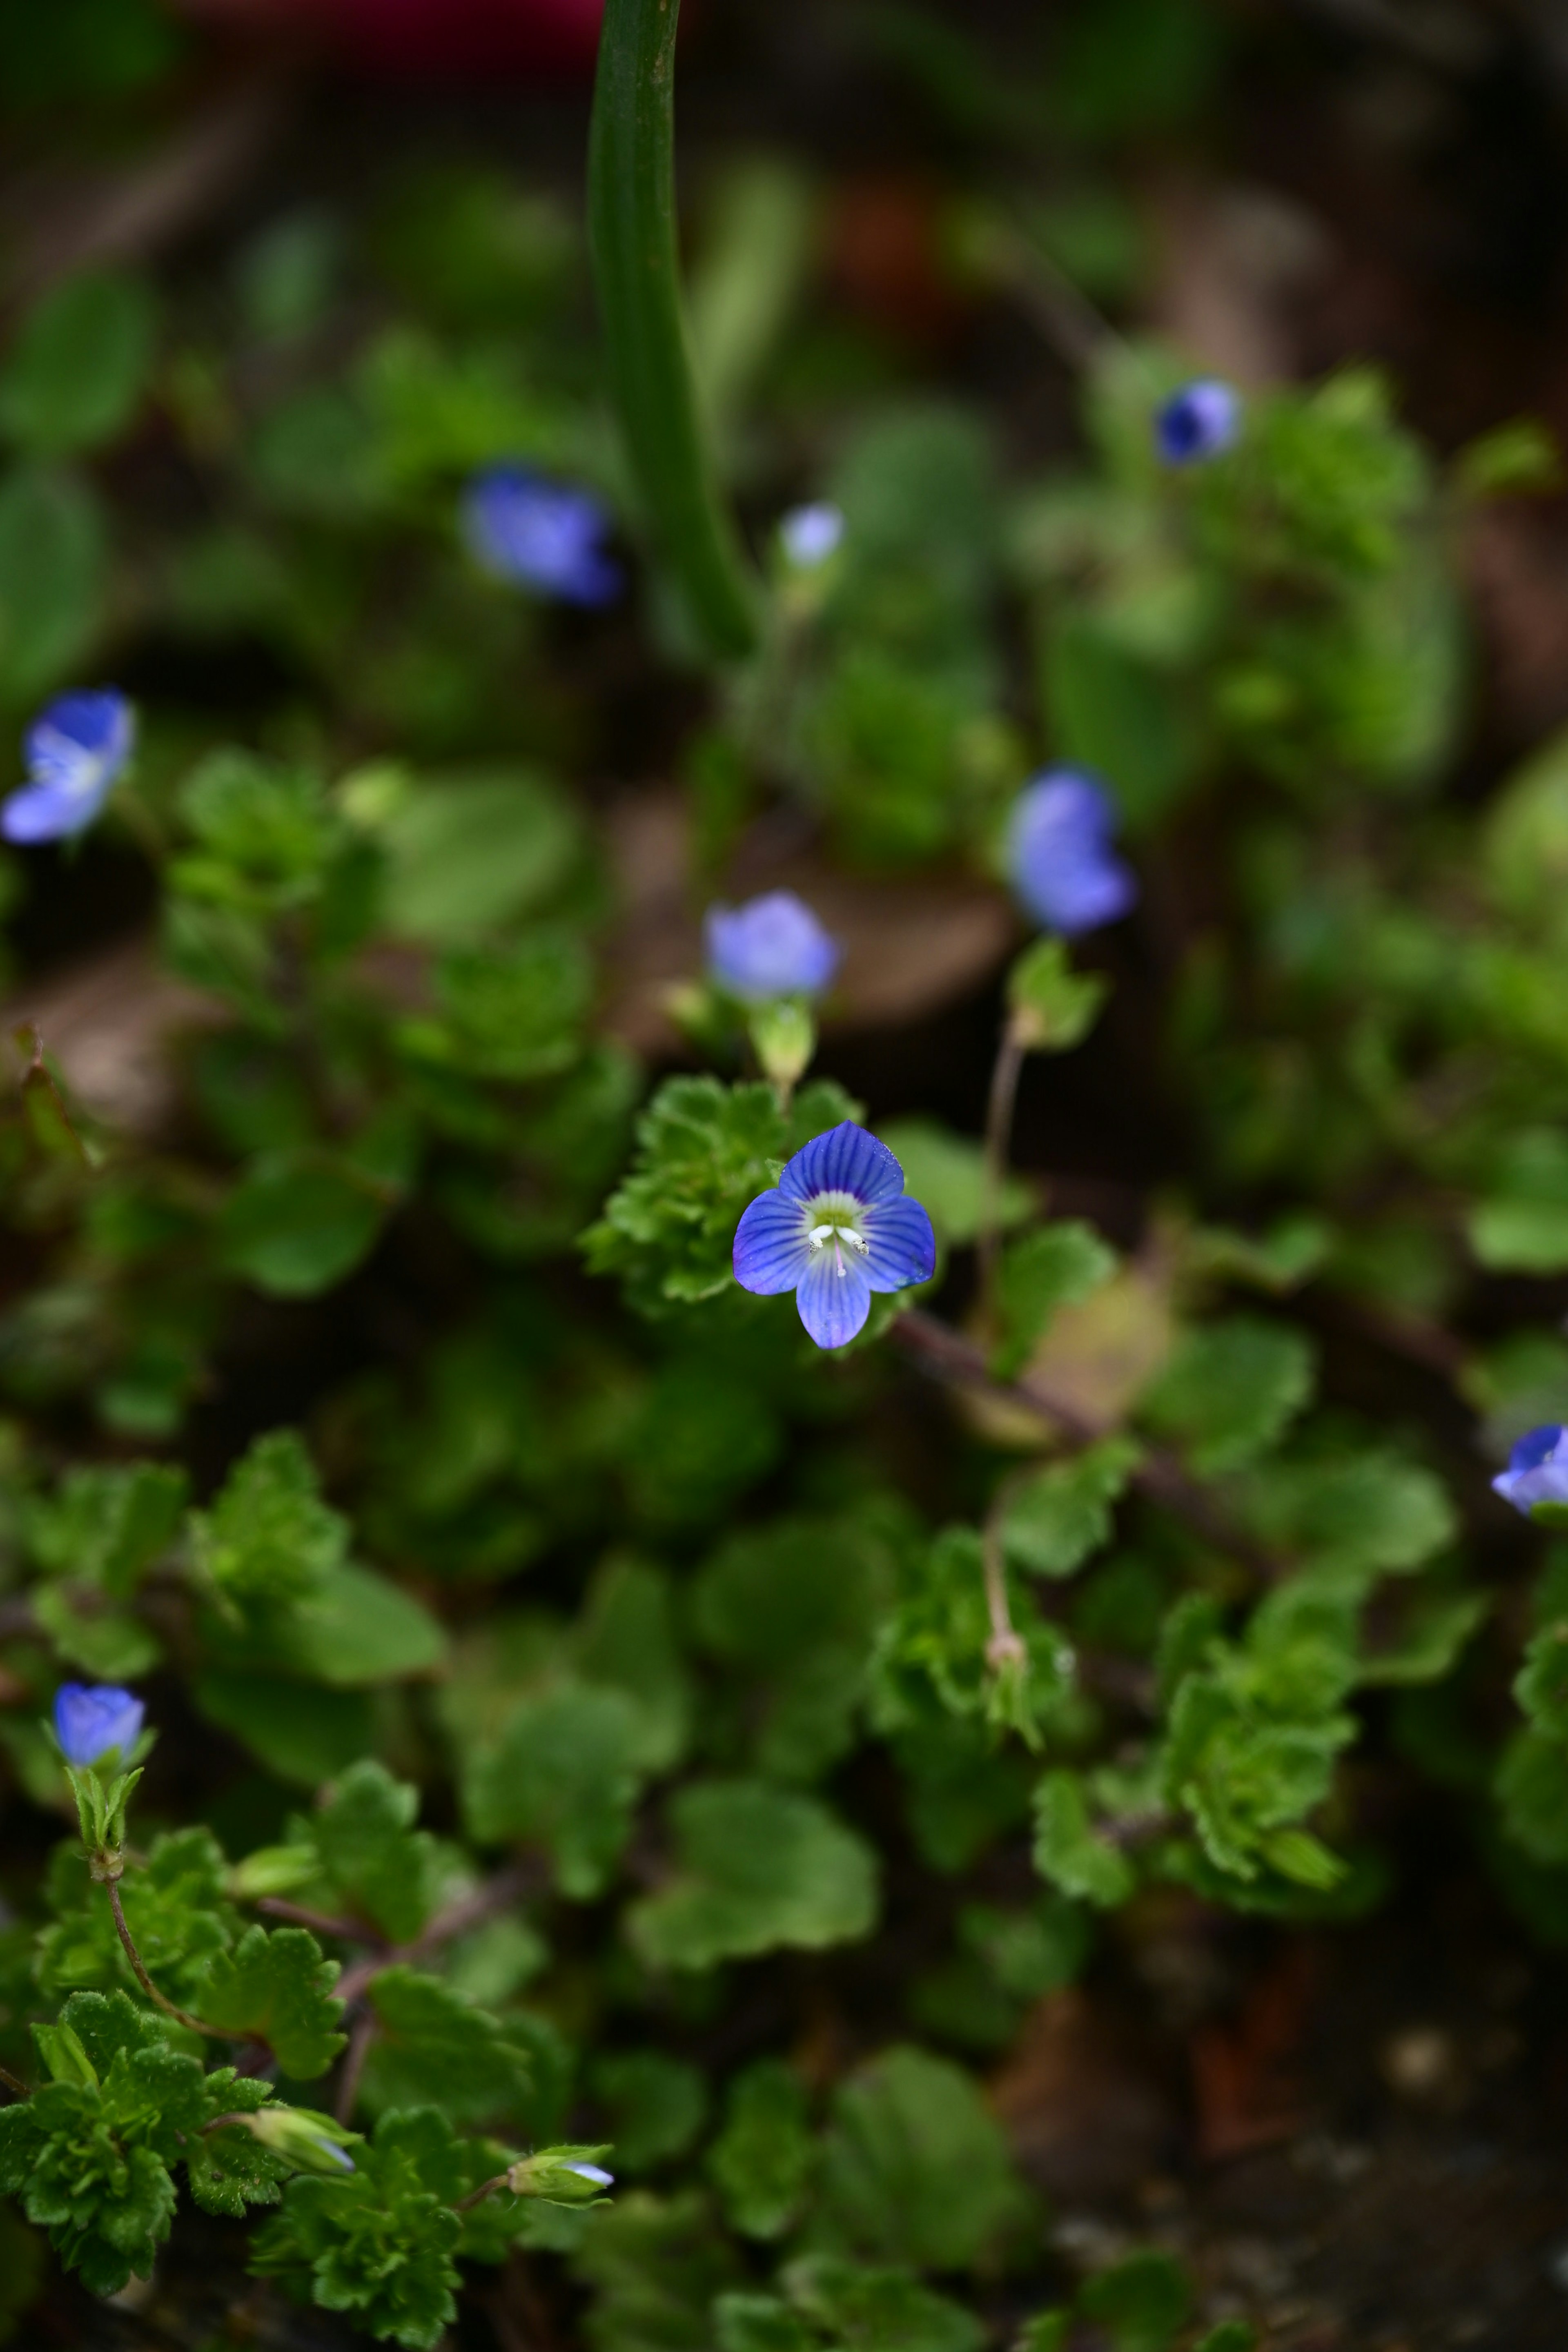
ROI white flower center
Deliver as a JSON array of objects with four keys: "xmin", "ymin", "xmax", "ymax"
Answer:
[{"xmin": 802, "ymin": 1192, "xmax": 870, "ymax": 1278}]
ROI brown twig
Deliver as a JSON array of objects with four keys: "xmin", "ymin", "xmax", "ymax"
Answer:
[
  {"xmin": 453, "ymin": 2169, "xmax": 511, "ymax": 2215},
  {"xmin": 891, "ymin": 1308, "xmax": 1284, "ymax": 1581},
  {"xmin": 0, "ymin": 2063, "xmax": 29, "ymax": 2098},
  {"xmin": 107, "ymin": 1880, "xmax": 250, "ymax": 2043},
  {"xmin": 334, "ymin": 1862, "xmax": 539, "ymax": 2006},
  {"xmin": 256, "ymin": 1897, "xmax": 384, "ymax": 1945},
  {"xmin": 334, "ymin": 2011, "xmax": 377, "ymax": 2126}
]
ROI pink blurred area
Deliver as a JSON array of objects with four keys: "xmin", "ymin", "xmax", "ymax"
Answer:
[{"xmin": 176, "ymin": 0, "xmax": 604, "ymax": 75}]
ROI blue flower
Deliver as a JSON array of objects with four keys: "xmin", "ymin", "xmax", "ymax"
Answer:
[
  {"xmin": 734, "ymin": 1120, "xmax": 935, "ymax": 1350},
  {"xmin": 53, "ymin": 1682, "xmax": 144, "ymax": 1768},
  {"xmin": 1007, "ymin": 769, "xmax": 1137, "ymax": 936},
  {"xmin": 1155, "ymin": 378, "xmax": 1242, "ymax": 466},
  {"xmin": 3, "ymin": 689, "xmax": 134, "ymax": 845},
  {"xmin": 462, "ymin": 466, "xmax": 622, "ymax": 607},
  {"xmin": 566, "ymin": 2162, "xmax": 614, "ymax": 2187},
  {"xmin": 705, "ymin": 891, "xmax": 841, "ymax": 1002},
  {"xmin": 1492, "ymin": 1424, "xmax": 1568, "ymax": 1515},
  {"xmin": 780, "ymin": 502, "xmax": 844, "ymax": 568}
]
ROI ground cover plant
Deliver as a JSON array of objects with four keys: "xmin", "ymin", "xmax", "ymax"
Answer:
[{"xmin": 7, "ymin": 0, "xmax": 1568, "ymax": 2345}]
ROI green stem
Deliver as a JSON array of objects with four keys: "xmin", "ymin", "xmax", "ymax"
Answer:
[
  {"xmin": 107, "ymin": 1880, "xmax": 247, "ymax": 2044},
  {"xmin": 588, "ymin": 0, "xmax": 760, "ymax": 661}
]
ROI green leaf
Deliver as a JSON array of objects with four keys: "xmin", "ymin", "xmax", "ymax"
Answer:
[
  {"xmin": 178, "ymin": 748, "xmax": 340, "ymax": 898},
  {"xmin": 31, "ymin": 1581, "xmax": 162, "ymax": 1680},
  {"xmin": 37, "ymin": 1827, "xmax": 232, "ymax": 2010},
  {"xmin": 1040, "ymin": 606, "xmax": 1198, "ymax": 827},
  {"xmin": 1516, "ymin": 1616, "xmax": 1568, "ymax": 1738},
  {"xmin": 463, "ymin": 1680, "xmax": 645, "ymax": 1897},
  {"xmin": 399, "ymin": 931, "xmax": 591, "ymax": 1085},
  {"xmin": 817, "ymin": 2046, "xmax": 1031, "ymax": 2271},
  {"xmin": 1007, "ymin": 938, "xmax": 1108, "ymax": 1053},
  {"xmin": 360, "ymin": 1967, "xmax": 533, "ymax": 2125},
  {"xmin": 1241, "ymin": 1446, "xmax": 1456, "ymax": 1585},
  {"xmin": 1163, "ymin": 1673, "xmax": 1350, "ymax": 1884},
  {"xmin": 191, "ymin": 1429, "xmax": 348, "ymax": 1607},
  {"xmin": 576, "ymin": 1558, "xmax": 692, "ymax": 1774},
  {"xmin": 263, "ymin": 1561, "xmax": 449, "ymax": 1688},
  {"xmin": 1078, "ymin": 2250, "xmax": 1190, "ymax": 2352},
  {"xmin": 593, "ymin": 2050, "xmax": 706, "ymax": 2174},
  {"xmin": 0, "ymin": 272, "xmax": 157, "ymax": 455},
  {"xmin": 788, "ymin": 2254, "xmax": 986, "ymax": 2352},
  {"xmin": 0, "ymin": 466, "xmax": 106, "ymax": 701},
  {"xmin": 192, "ymin": 1925, "xmax": 345, "ymax": 2080},
  {"xmin": 714, "ymin": 2294, "xmax": 817, "ymax": 2352},
  {"xmin": 1031, "ymin": 1770, "xmax": 1135, "ymax": 1908},
  {"xmin": 629, "ymin": 1780, "xmax": 878, "ymax": 1970},
  {"xmin": 219, "ymin": 1156, "xmax": 386, "ymax": 1297},
  {"xmin": 583, "ymin": 1076, "xmax": 860, "ymax": 1315},
  {"xmin": 374, "ymin": 767, "xmax": 583, "ymax": 944},
  {"xmin": 251, "ymin": 2107, "xmax": 470, "ymax": 2350},
  {"xmin": 1002, "ymin": 1440, "xmax": 1139, "ymax": 1577},
  {"xmin": 1496, "ymin": 1726, "xmax": 1568, "ymax": 1865},
  {"xmin": 311, "ymin": 1761, "xmax": 440, "ymax": 1942},
  {"xmin": 707, "ymin": 2061, "xmax": 814, "ymax": 2240},
  {"xmin": 874, "ymin": 1119, "xmax": 1034, "ymax": 1247},
  {"xmin": 27, "ymin": 1461, "xmax": 188, "ymax": 1596},
  {"xmin": 191, "ymin": 1671, "xmax": 373, "ymax": 1787},
  {"xmin": 1139, "ymin": 1317, "xmax": 1316, "ymax": 1475},
  {"xmin": 991, "ymin": 1221, "xmax": 1117, "ymax": 1381},
  {"xmin": 572, "ymin": 2189, "xmax": 740, "ymax": 2352},
  {"xmin": 691, "ymin": 1514, "xmax": 889, "ymax": 1782}
]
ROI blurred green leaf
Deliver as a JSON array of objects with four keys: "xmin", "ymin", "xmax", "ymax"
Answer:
[{"xmin": 0, "ymin": 273, "xmax": 157, "ymax": 457}]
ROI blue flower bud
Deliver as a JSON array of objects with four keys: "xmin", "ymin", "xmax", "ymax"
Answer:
[
  {"xmin": 565, "ymin": 2161, "xmax": 614, "ymax": 2187},
  {"xmin": 245, "ymin": 2105, "xmax": 359, "ymax": 2174},
  {"xmin": 734, "ymin": 1120, "xmax": 935, "ymax": 1350},
  {"xmin": 779, "ymin": 501, "xmax": 844, "ymax": 568},
  {"xmin": 53, "ymin": 1682, "xmax": 144, "ymax": 1768},
  {"xmin": 1007, "ymin": 769, "xmax": 1136, "ymax": 938},
  {"xmin": 1492, "ymin": 1424, "xmax": 1568, "ymax": 1515},
  {"xmin": 3, "ymin": 689, "xmax": 134, "ymax": 845},
  {"xmin": 1155, "ymin": 378, "xmax": 1242, "ymax": 466},
  {"xmin": 704, "ymin": 891, "xmax": 841, "ymax": 1002},
  {"xmin": 462, "ymin": 465, "xmax": 623, "ymax": 607}
]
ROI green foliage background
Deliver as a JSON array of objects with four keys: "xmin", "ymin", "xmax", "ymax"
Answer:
[{"xmin": 0, "ymin": 0, "xmax": 1563, "ymax": 2345}]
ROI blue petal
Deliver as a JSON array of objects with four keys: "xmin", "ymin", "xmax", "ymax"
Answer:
[
  {"xmin": 1509, "ymin": 1423, "xmax": 1564, "ymax": 1474},
  {"xmin": 780, "ymin": 1121, "xmax": 904, "ymax": 1208},
  {"xmin": 733, "ymin": 1190, "xmax": 811, "ymax": 1294},
  {"xmin": 2, "ymin": 780, "xmax": 103, "ymax": 843},
  {"xmin": 862, "ymin": 1195, "xmax": 936, "ymax": 1293},
  {"xmin": 795, "ymin": 1243, "xmax": 872, "ymax": 1349},
  {"xmin": 53, "ymin": 1681, "xmax": 144, "ymax": 1766},
  {"xmin": 26, "ymin": 688, "xmax": 133, "ymax": 780},
  {"xmin": 704, "ymin": 892, "xmax": 840, "ymax": 1001}
]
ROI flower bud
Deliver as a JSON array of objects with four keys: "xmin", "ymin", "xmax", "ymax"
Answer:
[
  {"xmin": 244, "ymin": 2105, "xmax": 359, "ymax": 2175},
  {"xmin": 505, "ymin": 2145, "xmax": 614, "ymax": 2203}
]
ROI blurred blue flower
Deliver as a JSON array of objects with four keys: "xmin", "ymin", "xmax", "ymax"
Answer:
[
  {"xmin": 705, "ymin": 891, "xmax": 841, "ymax": 1001},
  {"xmin": 54, "ymin": 1682, "xmax": 144, "ymax": 1768},
  {"xmin": 3, "ymin": 689, "xmax": 134, "ymax": 845},
  {"xmin": 1007, "ymin": 769, "xmax": 1136, "ymax": 936},
  {"xmin": 1155, "ymin": 378, "xmax": 1242, "ymax": 466},
  {"xmin": 463, "ymin": 466, "xmax": 622, "ymax": 607},
  {"xmin": 734, "ymin": 1120, "xmax": 934, "ymax": 1350},
  {"xmin": 1492, "ymin": 1425, "xmax": 1568, "ymax": 1515},
  {"xmin": 566, "ymin": 2162, "xmax": 614, "ymax": 2187},
  {"xmin": 780, "ymin": 501, "xmax": 844, "ymax": 568}
]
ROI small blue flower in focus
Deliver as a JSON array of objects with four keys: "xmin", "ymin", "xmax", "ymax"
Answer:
[
  {"xmin": 1008, "ymin": 769, "xmax": 1137, "ymax": 937},
  {"xmin": 463, "ymin": 465, "xmax": 622, "ymax": 607},
  {"xmin": 54, "ymin": 1682, "xmax": 144, "ymax": 1768},
  {"xmin": 705, "ymin": 891, "xmax": 841, "ymax": 1002},
  {"xmin": 1492, "ymin": 1425, "xmax": 1568, "ymax": 1515},
  {"xmin": 1155, "ymin": 378, "xmax": 1242, "ymax": 466},
  {"xmin": 566, "ymin": 2162, "xmax": 614, "ymax": 2187},
  {"xmin": 3, "ymin": 689, "xmax": 134, "ymax": 846},
  {"xmin": 734, "ymin": 1120, "xmax": 935, "ymax": 1350},
  {"xmin": 780, "ymin": 501, "xmax": 844, "ymax": 568}
]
